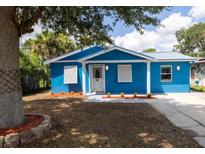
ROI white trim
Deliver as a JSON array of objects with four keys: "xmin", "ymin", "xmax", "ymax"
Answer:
[
  {"xmin": 160, "ymin": 65, "xmax": 172, "ymax": 82},
  {"xmin": 117, "ymin": 64, "xmax": 133, "ymax": 83},
  {"xmin": 114, "ymin": 46, "xmax": 155, "ymax": 60},
  {"xmin": 85, "ymin": 60, "xmax": 150, "ymax": 63},
  {"xmin": 82, "ymin": 62, "xmax": 86, "ymax": 95},
  {"xmin": 48, "ymin": 59, "xmax": 195, "ymax": 64},
  {"xmin": 79, "ymin": 50, "xmax": 107, "ymax": 62},
  {"xmin": 47, "ymin": 59, "xmax": 195, "ymax": 64},
  {"xmin": 89, "ymin": 64, "xmax": 105, "ymax": 93},
  {"xmin": 153, "ymin": 59, "xmax": 196, "ymax": 62},
  {"xmin": 88, "ymin": 64, "xmax": 91, "ymax": 94},
  {"xmin": 79, "ymin": 46, "xmax": 155, "ymax": 62},
  {"xmin": 64, "ymin": 65, "xmax": 78, "ymax": 84},
  {"xmin": 53, "ymin": 60, "xmax": 78, "ymax": 63},
  {"xmin": 147, "ymin": 62, "xmax": 151, "ymax": 94},
  {"xmin": 44, "ymin": 46, "xmax": 95, "ymax": 65}
]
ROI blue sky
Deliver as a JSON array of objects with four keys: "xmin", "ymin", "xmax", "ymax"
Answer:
[
  {"xmin": 111, "ymin": 6, "xmax": 205, "ymax": 51},
  {"xmin": 22, "ymin": 6, "xmax": 205, "ymax": 51},
  {"xmin": 107, "ymin": 6, "xmax": 205, "ymax": 37}
]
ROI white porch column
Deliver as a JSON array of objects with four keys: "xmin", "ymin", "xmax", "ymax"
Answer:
[
  {"xmin": 82, "ymin": 62, "xmax": 86, "ymax": 95},
  {"xmin": 147, "ymin": 62, "xmax": 151, "ymax": 94}
]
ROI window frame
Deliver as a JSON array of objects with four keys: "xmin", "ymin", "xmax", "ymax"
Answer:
[
  {"xmin": 64, "ymin": 65, "xmax": 78, "ymax": 84},
  {"xmin": 117, "ymin": 64, "xmax": 133, "ymax": 83},
  {"xmin": 160, "ymin": 65, "xmax": 172, "ymax": 82}
]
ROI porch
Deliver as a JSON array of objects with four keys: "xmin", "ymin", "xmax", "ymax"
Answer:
[{"xmin": 81, "ymin": 61, "xmax": 151, "ymax": 95}]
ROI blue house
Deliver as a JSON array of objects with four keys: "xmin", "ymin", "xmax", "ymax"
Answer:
[{"xmin": 44, "ymin": 45, "xmax": 195, "ymax": 95}]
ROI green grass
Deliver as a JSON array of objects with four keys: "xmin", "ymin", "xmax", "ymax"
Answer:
[{"xmin": 191, "ymin": 84, "xmax": 205, "ymax": 92}]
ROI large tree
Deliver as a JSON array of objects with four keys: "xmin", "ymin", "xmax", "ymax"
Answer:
[
  {"xmin": 0, "ymin": 6, "xmax": 166, "ymax": 128},
  {"xmin": 143, "ymin": 48, "xmax": 157, "ymax": 52},
  {"xmin": 174, "ymin": 23, "xmax": 205, "ymax": 53}
]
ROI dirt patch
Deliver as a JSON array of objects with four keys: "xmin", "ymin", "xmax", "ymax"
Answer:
[
  {"xmin": 0, "ymin": 115, "xmax": 43, "ymax": 136},
  {"xmin": 21, "ymin": 92, "xmax": 201, "ymax": 148}
]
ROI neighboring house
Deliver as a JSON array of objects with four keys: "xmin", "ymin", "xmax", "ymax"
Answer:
[
  {"xmin": 44, "ymin": 45, "xmax": 195, "ymax": 95},
  {"xmin": 191, "ymin": 58, "xmax": 205, "ymax": 87}
]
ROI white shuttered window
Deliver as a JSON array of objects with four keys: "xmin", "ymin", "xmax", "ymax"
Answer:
[
  {"xmin": 117, "ymin": 64, "xmax": 132, "ymax": 82},
  {"xmin": 64, "ymin": 66, "xmax": 78, "ymax": 84}
]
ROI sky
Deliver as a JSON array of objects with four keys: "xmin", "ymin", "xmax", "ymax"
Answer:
[{"xmin": 21, "ymin": 6, "xmax": 205, "ymax": 52}]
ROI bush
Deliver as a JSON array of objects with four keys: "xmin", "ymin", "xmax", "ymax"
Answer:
[
  {"xmin": 191, "ymin": 85, "xmax": 205, "ymax": 92},
  {"xmin": 107, "ymin": 92, "xmax": 111, "ymax": 98},
  {"xmin": 120, "ymin": 92, "xmax": 125, "ymax": 98},
  {"xmin": 146, "ymin": 93, "xmax": 152, "ymax": 98},
  {"xmin": 20, "ymin": 50, "xmax": 50, "ymax": 95}
]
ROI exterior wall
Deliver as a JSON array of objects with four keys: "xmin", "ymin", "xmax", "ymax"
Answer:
[
  {"xmin": 88, "ymin": 49, "xmax": 145, "ymax": 60},
  {"xmin": 87, "ymin": 63, "xmax": 147, "ymax": 94},
  {"xmin": 105, "ymin": 63, "xmax": 147, "ymax": 93},
  {"xmin": 59, "ymin": 46, "xmax": 103, "ymax": 61},
  {"xmin": 151, "ymin": 62, "xmax": 190, "ymax": 93},
  {"xmin": 50, "ymin": 62, "xmax": 82, "ymax": 93}
]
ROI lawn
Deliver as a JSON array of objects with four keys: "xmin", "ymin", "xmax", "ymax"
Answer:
[{"xmin": 21, "ymin": 92, "xmax": 200, "ymax": 148}]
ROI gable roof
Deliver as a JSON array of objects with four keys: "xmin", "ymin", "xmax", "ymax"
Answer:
[
  {"xmin": 44, "ymin": 45, "xmax": 196, "ymax": 64},
  {"xmin": 44, "ymin": 45, "xmax": 103, "ymax": 65},
  {"xmin": 78, "ymin": 46, "xmax": 155, "ymax": 62}
]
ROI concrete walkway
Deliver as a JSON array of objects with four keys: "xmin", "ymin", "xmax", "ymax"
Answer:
[
  {"xmin": 148, "ymin": 92, "xmax": 205, "ymax": 147},
  {"xmin": 85, "ymin": 93, "xmax": 205, "ymax": 147},
  {"xmin": 85, "ymin": 95, "xmax": 147, "ymax": 103}
]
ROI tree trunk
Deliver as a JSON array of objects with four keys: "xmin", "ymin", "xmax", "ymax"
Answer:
[{"xmin": 0, "ymin": 7, "xmax": 25, "ymax": 128}]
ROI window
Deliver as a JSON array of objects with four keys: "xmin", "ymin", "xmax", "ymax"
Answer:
[
  {"xmin": 93, "ymin": 67, "xmax": 102, "ymax": 79},
  {"xmin": 64, "ymin": 66, "xmax": 78, "ymax": 84},
  {"xmin": 160, "ymin": 65, "xmax": 172, "ymax": 82},
  {"xmin": 118, "ymin": 64, "xmax": 132, "ymax": 82}
]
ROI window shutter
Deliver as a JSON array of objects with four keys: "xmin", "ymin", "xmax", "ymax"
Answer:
[
  {"xmin": 118, "ymin": 65, "xmax": 132, "ymax": 82},
  {"xmin": 64, "ymin": 66, "xmax": 78, "ymax": 84}
]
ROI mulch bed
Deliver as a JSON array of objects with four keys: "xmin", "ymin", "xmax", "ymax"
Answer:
[
  {"xmin": 50, "ymin": 92, "xmax": 83, "ymax": 98},
  {"xmin": 0, "ymin": 115, "xmax": 43, "ymax": 136},
  {"xmin": 102, "ymin": 95, "xmax": 156, "ymax": 99},
  {"xmin": 20, "ymin": 92, "xmax": 201, "ymax": 148}
]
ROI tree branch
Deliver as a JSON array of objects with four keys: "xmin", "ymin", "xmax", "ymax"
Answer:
[{"xmin": 18, "ymin": 7, "xmax": 45, "ymax": 36}]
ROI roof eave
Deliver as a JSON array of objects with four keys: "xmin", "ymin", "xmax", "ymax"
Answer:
[
  {"xmin": 79, "ymin": 46, "xmax": 156, "ymax": 62},
  {"xmin": 43, "ymin": 45, "xmax": 97, "ymax": 65}
]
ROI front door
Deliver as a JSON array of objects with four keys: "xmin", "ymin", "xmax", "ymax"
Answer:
[{"xmin": 91, "ymin": 65, "xmax": 104, "ymax": 92}]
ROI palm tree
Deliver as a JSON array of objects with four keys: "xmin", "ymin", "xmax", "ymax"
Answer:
[{"xmin": 24, "ymin": 32, "xmax": 77, "ymax": 60}]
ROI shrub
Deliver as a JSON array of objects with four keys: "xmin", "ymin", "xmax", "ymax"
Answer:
[
  {"xmin": 107, "ymin": 92, "xmax": 111, "ymax": 98},
  {"xmin": 191, "ymin": 85, "xmax": 205, "ymax": 92},
  {"xmin": 134, "ymin": 93, "xmax": 138, "ymax": 98},
  {"xmin": 120, "ymin": 92, "xmax": 125, "ymax": 98},
  {"xmin": 147, "ymin": 93, "xmax": 152, "ymax": 98}
]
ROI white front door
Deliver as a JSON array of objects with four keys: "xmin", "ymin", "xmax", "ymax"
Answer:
[{"xmin": 91, "ymin": 65, "xmax": 104, "ymax": 92}]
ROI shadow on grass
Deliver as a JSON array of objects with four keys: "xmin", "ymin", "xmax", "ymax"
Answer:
[{"xmin": 22, "ymin": 97, "xmax": 200, "ymax": 148}]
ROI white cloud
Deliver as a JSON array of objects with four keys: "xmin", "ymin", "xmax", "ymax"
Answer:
[
  {"xmin": 113, "ymin": 13, "xmax": 193, "ymax": 51},
  {"xmin": 20, "ymin": 24, "xmax": 42, "ymax": 44},
  {"xmin": 189, "ymin": 6, "xmax": 205, "ymax": 19}
]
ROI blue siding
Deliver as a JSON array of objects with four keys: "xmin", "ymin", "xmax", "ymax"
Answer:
[
  {"xmin": 151, "ymin": 62, "xmax": 190, "ymax": 93},
  {"xmin": 85, "ymin": 64, "xmax": 90, "ymax": 93},
  {"xmin": 59, "ymin": 46, "xmax": 103, "ymax": 61},
  {"xmin": 50, "ymin": 61, "xmax": 191, "ymax": 94},
  {"xmin": 104, "ymin": 63, "xmax": 147, "ymax": 94},
  {"xmin": 50, "ymin": 62, "xmax": 82, "ymax": 93},
  {"xmin": 88, "ymin": 49, "xmax": 145, "ymax": 61}
]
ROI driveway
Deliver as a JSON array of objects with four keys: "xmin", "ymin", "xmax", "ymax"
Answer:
[{"xmin": 149, "ymin": 92, "xmax": 205, "ymax": 147}]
